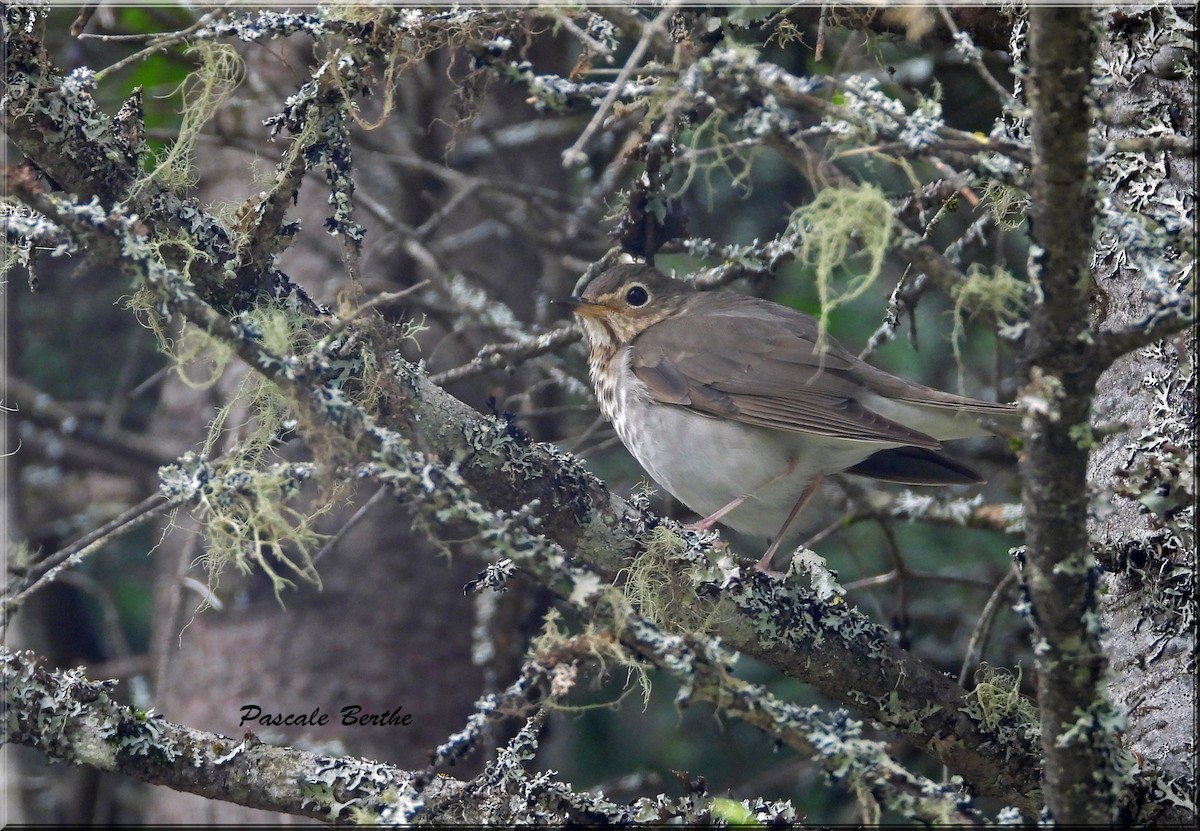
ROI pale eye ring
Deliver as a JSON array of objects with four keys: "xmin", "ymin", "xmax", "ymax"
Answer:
[{"xmin": 625, "ymin": 285, "xmax": 649, "ymax": 307}]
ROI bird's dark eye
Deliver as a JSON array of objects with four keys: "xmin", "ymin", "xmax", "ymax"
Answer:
[{"xmin": 625, "ymin": 285, "xmax": 649, "ymax": 307}]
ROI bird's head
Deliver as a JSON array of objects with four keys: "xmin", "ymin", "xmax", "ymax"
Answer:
[{"xmin": 556, "ymin": 263, "xmax": 694, "ymax": 346}]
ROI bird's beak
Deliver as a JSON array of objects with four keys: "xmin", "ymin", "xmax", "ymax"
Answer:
[{"xmin": 552, "ymin": 295, "xmax": 604, "ymax": 319}]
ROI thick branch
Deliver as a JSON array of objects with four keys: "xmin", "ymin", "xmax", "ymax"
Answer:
[
  {"xmin": 0, "ymin": 648, "xmax": 430, "ymax": 821},
  {"xmin": 0, "ymin": 647, "xmax": 612, "ymax": 824}
]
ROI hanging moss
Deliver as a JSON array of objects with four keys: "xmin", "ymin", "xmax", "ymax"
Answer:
[
  {"xmin": 789, "ymin": 184, "xmax": 892, "ymax": 346},
  {"xmin": 132, "ymin": 41, "xmax": 244, "ymax": 196},
  {"xmin": 949, "ymin": 262, "xmax": 1027, "ymax": 391}
]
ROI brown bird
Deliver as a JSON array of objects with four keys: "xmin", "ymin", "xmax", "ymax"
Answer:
[{"xmin": 559, "ymin": 263, "xmax": 1021, "ymax": 570}]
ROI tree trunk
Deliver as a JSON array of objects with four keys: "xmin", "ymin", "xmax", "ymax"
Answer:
[{"xmin": 1090, "ymin": 5, "xmax": 1196, "ymax": 793}]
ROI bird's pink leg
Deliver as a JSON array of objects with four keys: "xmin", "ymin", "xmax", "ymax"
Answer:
[
  {"xmin": 755, "ymin": 475, "xmax": 823, "ymax": 572},
  {"xmin": 684, "ymin": 493, "xmax": 750, "ymax": 531},
  {"xmin": 683, "ymin": 457, "xmax": 808, "ymax": 549}
]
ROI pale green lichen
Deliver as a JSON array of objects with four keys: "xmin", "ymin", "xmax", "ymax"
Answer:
[
  {"xmin": 784, "ymin": 547, "xmax": 846, "ymax": 602},
  {"xmin": 132, "ymin": 41, "xmax": 244, "ymax": 196},
  {"xmin": 1056, "ymin": 696, "xmax": 1135, "ymax": 804},
  {"xmin": 2, "ymin": 649, "xmax": 182, "ymax": 770},
  {"xmin": 964, "ymin": 665, "xmax": 1040, "ymax": 754},
  {"xmin": 789, "ymin": 184, "xmax": 892, "ymax": 346},
  {"xmin": 1092, "ymin": 7, "xmax": 1194, "ymax": 328},
  {"xmin": 675, "ymin": 107, "xmax": 765, "ymax": 201},
  {"xmin": 461, "ymin": 415, "xmax": 539, "ymax": 482},
  {"xmin": 898, "ymin": 90, "xmax": 946, "ymax": 150},
  {"xmin": 145, "ymin": 302, "xmax": 338, "ymax": 601},
  {"xmin": 298, "ymin": 753, "xmax": 400, "ymax": 821},
  {"xmin": 982, "ymin": 181, "xmax": 1030, "ymax": 230},
  {"xmin": 159, "ymin": 453, "xmax": 325, "ymax": 599},
  {"xmin": 949, "ymin": 263, "xmax": 1027, "ymax": 392},
  {"xmin": 620, "ymin": 524, "xmax": 728, "ymax": 633}
]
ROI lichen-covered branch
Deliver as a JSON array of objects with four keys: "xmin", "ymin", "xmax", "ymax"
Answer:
[
  {"xmin": 609, "ymin": 608, "xmax": 985, "ymax": 823},
  {"xmin": 0, "ymin": 647, "xmax": 433, "ymax": 822},
  {"xmin": 3, "ymin": 493, "xmax": 175, "ymax": 621},
  {"xmin": 2, "ymin": 646, "xmax": 806, "ymax": 824},
  {"xmin": 456, "ymin": 587, "xmax": 991, "ymax": 822}
]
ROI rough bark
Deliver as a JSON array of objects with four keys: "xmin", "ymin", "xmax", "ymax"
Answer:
[{"xmin": 1090, "ymin": 2, "xmax": 1197, "ymax": 798}]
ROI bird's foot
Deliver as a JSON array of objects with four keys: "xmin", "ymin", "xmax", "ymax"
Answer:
[{"xmin": 754, "ymin": 539, "xmax": 784, "ymax": 574}]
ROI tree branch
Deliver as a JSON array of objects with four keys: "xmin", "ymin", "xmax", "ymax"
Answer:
[
  {"xmin": 1092, "ymin": 300, "xmax": 1197, "ymax": 372},
  {"xmin": 1022, "ymin": 7, "xmax": 1130, "ymax": 824},
  {"xmin": 5, "ymin": 375, "xmax": 178, "ymax": 471},
  {"xmin": 3, "ymin": 494, "xmax": 176, "ymax": 625},
  {"xmin": 2, "ymin": 646, "xmax": 805, "ymax": 823}
]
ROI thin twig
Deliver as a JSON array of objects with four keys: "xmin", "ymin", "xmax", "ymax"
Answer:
[
  {"xmin": 429, "ymin": 325, "xmax": 580, "ymax": 387},
  {"xmin": 554, "ymin": 11, "xmax": 614, "ymax": 60},
  {"xmin": 935, "ymin": 3, "xmax": 1017, "ymax": 107},
  {"xmin": 3, "ymin": 494, "xmax": 177, "ymax": 626},
  {"xmin": 815, "ymin": 4, "xmax": 828, "ymax": 62},
  {"xmin": 564, "ymin": 426, "xmax": 622, "ymax": 460},
  {"xmin": 7, "ymin": 375, "xmax": 176, "ymax": 469},
  {"xmin": 311, "ymin": 487, "xmax": 389, "ymax": 566},
  {"xmin": 330, "ymin": 281, "xmax": 431, "ymax": 334},
  {"xmin": 93, "ymin": 7, "xmax": 227, "ymax": 83},
  {"xmin": 842, "ymin": 568, "xmax": 996, "ymax": 593},
  {"xmin": 958, "ymin": 569, "xmax": 1019, "ymax": 686},
  {"xmin": 70, "ymin": 4, "xmax": 99, "ymax": 38},
  {"xmin": 561, "ymin": 2, "xmax": 677, "ymax": 167}
]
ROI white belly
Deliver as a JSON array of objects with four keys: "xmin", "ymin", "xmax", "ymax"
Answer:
[{"xmin": 600, "ymin": 359, "xmax": 892, "ymax": 543}]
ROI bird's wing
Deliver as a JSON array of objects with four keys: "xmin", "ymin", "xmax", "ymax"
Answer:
[{"xmin": 628, "ymin": 296, "xmax": 943, "ymax": 447}]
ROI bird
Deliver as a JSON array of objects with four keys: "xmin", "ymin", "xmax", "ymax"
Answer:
[{"xmin": 558, "ymin": 262, "xmax": 1021, "ymax": 571}]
